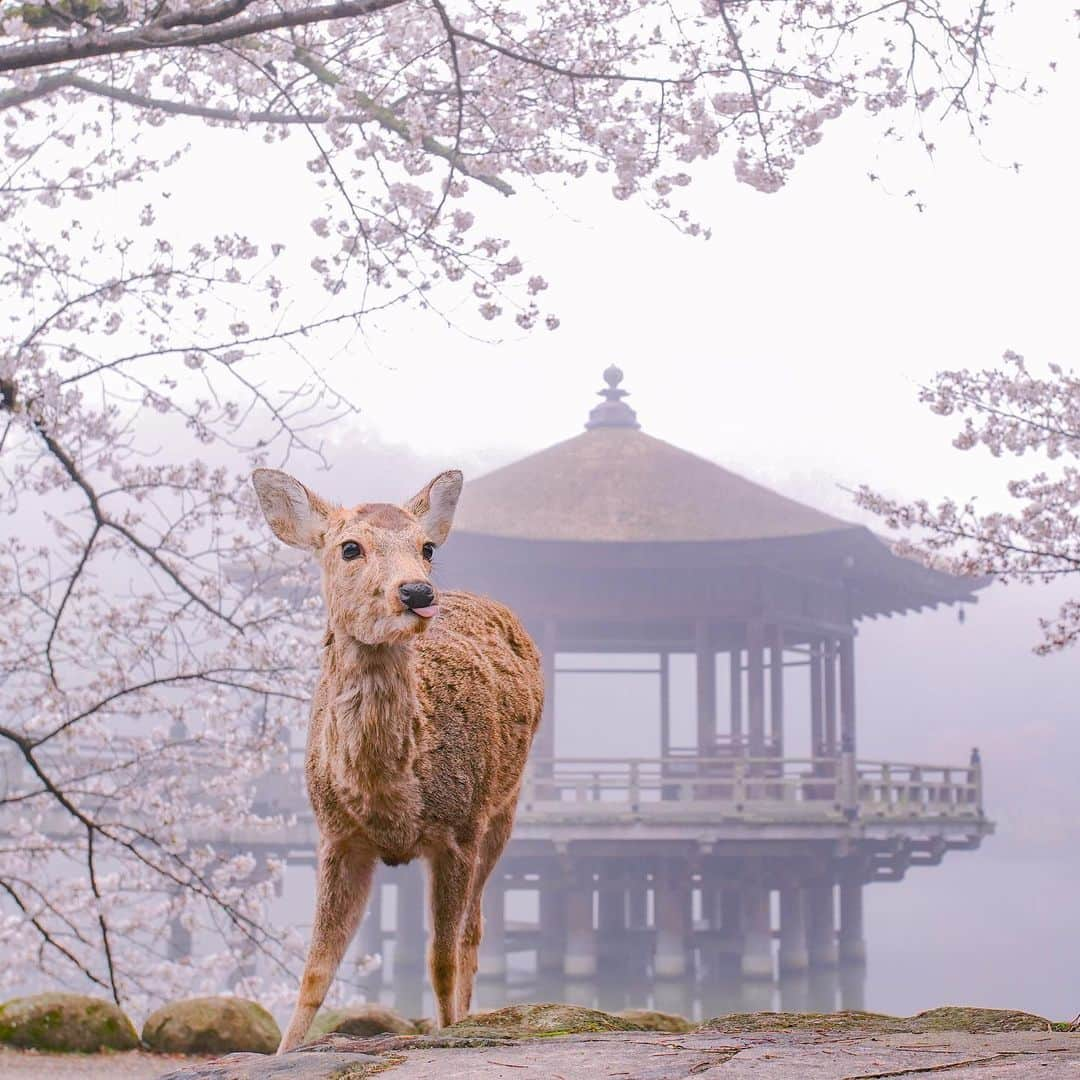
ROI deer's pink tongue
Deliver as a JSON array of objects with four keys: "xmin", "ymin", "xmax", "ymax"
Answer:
[{"xmin": 412, "ymin": 605, "xmax": 439, "ymax": 619}]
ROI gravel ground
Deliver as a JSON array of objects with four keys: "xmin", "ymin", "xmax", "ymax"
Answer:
[{"xmin": 0, "ymin": 1049, "xmax": 210, "ymax": 1078}]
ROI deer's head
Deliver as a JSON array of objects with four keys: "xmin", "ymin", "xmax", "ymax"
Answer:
[{"xmin": 252, "ymin": 468, "xmax": 463, "ymax": 646}]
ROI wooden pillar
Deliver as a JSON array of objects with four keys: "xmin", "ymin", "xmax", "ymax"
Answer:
[
  {"xmin": 653, "ymin": 862, "xmax": 689, "ymax": 979},
  {"xmin": 627, "ymin": 881, "xmax": 648, "ymax": 929},
  {"xmin": 810, "ymin": 641, "xmax": 825, "ymax": 761},
  {"xmin": 563, "ymin": 873, "xmax": 596, "ymax": 980},
  {"xmin": 597, "ymin": 863, "xmax": 625, "ymax": 969},
  {"xmin": 394, "ymin": 865, "xmax": 425, "ymax": 974},
  {"xmin": 839, "ymin": 635, "xmax": 856, "ymax": 754},
  {"xmin": 838, "ymin": 877, "xmax": 866, "ymax": 967},
  {"xmin": 538, "ymin": 620, "xmax": 557, "ymax": 761},
  {"xmin": 839, "ymin": 636, "xmax": 857, "ymax": 814},
  {"xmin": 823, "ymin": 640, "xmax": 838, "ymax": 757},
  {"xmin": 806, "ymin": 883, "xmax": 838, "ymax": 969},
  {"xmin": 695, "ymin": 620, "xmax": 716, "ymax": 755},
  {"xmin": 538, "ymin": 874, "xmax": 566, "ymax": 977},
  {"xmin": 740, "ymin": 881, "xmax": 773, "ymax": 980},
  {"xmin": 778, "ymin": 886, "xmax": 809, "ymax": 974},
  {"xmin": 659, "ymin": 651, "xmax": 671, "ymax": 758},
  {"xmin": 478, "ymin": 876, "xmax": 507, "ymax": 979},
  {"xmin": 729, "ymin": 648, "xmax": 743, "ymax": 750},
  {"xmin": 747, "ymin": 622, "xmax": 766, "ymax": 777},
  {"xmin": 717, "ymin": 887, "xmax": 743, "ymax": 968},
  {"xmin": 532, "ymin": 620, "xmax": 558, "ymax": 801},
  {"xmin": 769, "ymin": 626, "xmax": 784, "ymax": 757}
]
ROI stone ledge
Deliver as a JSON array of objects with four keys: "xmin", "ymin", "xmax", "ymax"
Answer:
[{"xmin": 158, "ymin": 1025, "xmax": 1079, "ymax": 1080}]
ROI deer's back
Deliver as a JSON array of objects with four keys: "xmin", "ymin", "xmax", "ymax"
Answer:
[{"xmin": 414, "ymin": 590, "xmax": 543, "ymax": 829}]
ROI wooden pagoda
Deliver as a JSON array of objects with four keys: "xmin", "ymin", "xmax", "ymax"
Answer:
[{"xmin": 423, "ymin": 365, "xmax": 992, "ymax": 991}]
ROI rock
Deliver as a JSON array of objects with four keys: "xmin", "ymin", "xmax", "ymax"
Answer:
[
  {"xmin": 615, "ymin": 1008, "xmax": 695, "ymax": 1033},
  {"xmin": 700, "ymin": 1006, "xmax": 1055, "ymax": 1036},
  {"xmin": 906, "ymin": 1006, "xmax": 1052, "ymax": 1033},
  {"xmin": 700, "ymin": 1009, "xmax": 902, "ymax": 1034},
  {"xmin": 0, "ymin": 992, "xmax": 139, "ymax": 1052},
  {"xmin": 445, "ymin": 1002, "xmax": 642, "ymax": 1039},
  {"xmin": 305, "ymin": 1002, "xmax": 416, "ymax": 1042},
  {"xmin": 142, "ymin": 996, "xmax": 280, "ymax": 1055}
]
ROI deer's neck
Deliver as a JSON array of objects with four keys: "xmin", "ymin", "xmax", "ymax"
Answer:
[{"xmin": 324, "ymin": 635, "xmax": 419, "ymax": 777}]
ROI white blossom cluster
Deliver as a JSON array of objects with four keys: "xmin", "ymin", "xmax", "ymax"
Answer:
[{"xmin": 856, "ymin": 352, "xmax": 1080, "ymax": 654}]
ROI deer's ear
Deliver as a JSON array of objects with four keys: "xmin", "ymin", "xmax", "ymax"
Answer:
[
  {"xmin": 404, "ymin": 470, "xmax": 463, "ymax": 545},
  {"xmin": 252, "ymin": 469, "xmax": 334, "ymax": 550}
]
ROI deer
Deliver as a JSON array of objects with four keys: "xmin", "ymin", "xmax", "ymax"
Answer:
[{"xmin": 251, "ymin": 467, "xmax": 544, "ymax": 1052}]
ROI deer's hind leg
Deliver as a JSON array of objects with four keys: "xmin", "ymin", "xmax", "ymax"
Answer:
[
  {"xmin": 278, "ymin": 837, "xmax": 376, "ymax": 1053},
  {"xmin": 457, "ymin": 807, "xmax": 515, "ymax": 1019},
  {"xmin": 426, "ymin": 843, "xmax": 477, "ymax": 1028}
]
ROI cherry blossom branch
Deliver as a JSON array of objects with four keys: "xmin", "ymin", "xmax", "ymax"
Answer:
[
  {"xmin": 0, "ymin": 69, "xmax": 516, "ymax": 196},
  {"xmin": 857, "ymin": 352, "xmax": 1080, "ymax": 653},
  {"xmin": 0, "ymin": 0, "xmax": 407, "ymax": 73}
]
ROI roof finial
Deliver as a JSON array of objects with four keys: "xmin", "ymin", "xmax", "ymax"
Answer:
[{"xmin": 585, "ymin": 365, "xmax": 640, "ymax": 430}]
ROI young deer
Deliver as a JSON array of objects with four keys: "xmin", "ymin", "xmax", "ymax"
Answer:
[{"xmin": 252, "ymin": 467, "xmax": 543, "ymax": 1051}]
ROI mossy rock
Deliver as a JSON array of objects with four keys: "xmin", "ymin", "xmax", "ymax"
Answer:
[
  {"xmin": 305, "ymin": 1003, "xmax": 417, "ymax": 1041},
  {"xmin": 410, "ymin": 1017, "xmax": 436, "ymax": 1035},
  {"xmin": 701, "ymin": 1010, "xmax": 900, "ymax": 1034},
  {"xmin": 701, "ymin": 1006, "xmax": 1054, "ymax": 1036},
  {"xmin": 905, "ymin": 1007, "xmax": 1051, "ymax": 1033},
  {"xmin": 142, "ymin": 996, "xmax": 280, "ymax": 1054},
  {"xmin": 615, "ymin": 1008, "xmax": 695, "ymax": 1033},
  {"xmin": 0, "ymin": 992, "xmax": 138, "ymax": 1052},
  {"xmin": 446, "ymin": 1003, "xmax": 642, "ymax": 1039}
]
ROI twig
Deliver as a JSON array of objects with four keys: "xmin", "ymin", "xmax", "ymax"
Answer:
[{"xmin": 842, "ymin": 1052, "xmax": 1018, "ymax": 1079}]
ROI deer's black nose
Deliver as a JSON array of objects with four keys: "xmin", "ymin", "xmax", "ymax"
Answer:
[{"xmin": 398, "ymin": 581, "xmax": 435, "ymax": 610}]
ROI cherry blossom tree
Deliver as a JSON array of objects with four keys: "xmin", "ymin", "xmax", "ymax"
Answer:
[
  {"xmin": 855, "ymin": 353, "xmax": 1080, "ymax": 655},
  {"xmin": 0, "ymin": 0, "xmax": 1057, "ymax": 1008}
]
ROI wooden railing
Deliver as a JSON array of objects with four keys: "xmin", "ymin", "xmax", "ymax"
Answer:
[
  {"xmin": 3, "ymin": 737, "xmax": 980, "ymax": 829},
  {"xmin": 520, "ymin": 754, "xmax": 983, "ymax": 820}
]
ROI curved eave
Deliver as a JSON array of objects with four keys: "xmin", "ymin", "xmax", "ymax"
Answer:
[{"xmin": 443, "ymin": 525, "xmax": 988, "ymax": 620}]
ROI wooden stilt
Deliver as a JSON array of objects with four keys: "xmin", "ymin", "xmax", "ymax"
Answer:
[
  {"xmin": 778, "ymin": 885, "xmax": 809, "ymax": 974},
  {"xmin": 838, "ymin": 876, "xmax": 867, "ymax": 967},
  {"xmin": 806, "ymin": 883, "xmax": 838, "ymax": 969},
  {"xmin": 563, "ymin": 872, "xmax": 596, "ymax": 980},
  {"xmin": 653, "ymin": 862, "xmax": 689, "ymax": 979},
  {"xmin": 478, "ymin": 876, "xmax": 507, "ymax": 979},
  {"xmin": 740, "ymin": 880, "xmax": 773, "ymax": 981}
]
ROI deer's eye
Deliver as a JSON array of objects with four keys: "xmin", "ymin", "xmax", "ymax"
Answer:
[
  {"xmin": 422, "ymin": 542, "xmax": 436, "ymax": 562},
  {"xmin": 341, "ymin": 541, "xmax": 364, "ymax": 561}
]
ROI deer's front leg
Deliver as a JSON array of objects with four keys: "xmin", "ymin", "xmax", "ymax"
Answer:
[
  {"xmin": 278, "ymin": 838, "xmax": 376, "ymax": 1053},
  {"xmin": 426, "ymin": 846, "xmax": 475, "ymax": 1028}
]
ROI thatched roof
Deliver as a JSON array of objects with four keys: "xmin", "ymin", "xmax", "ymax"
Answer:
[
  {"xmin": 455, "ymin": 425, "xmax": 851, "ymax": 543},
  {"xmin": 455, "ymin": 366, "xmax": 852, "ymax": 543}
]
